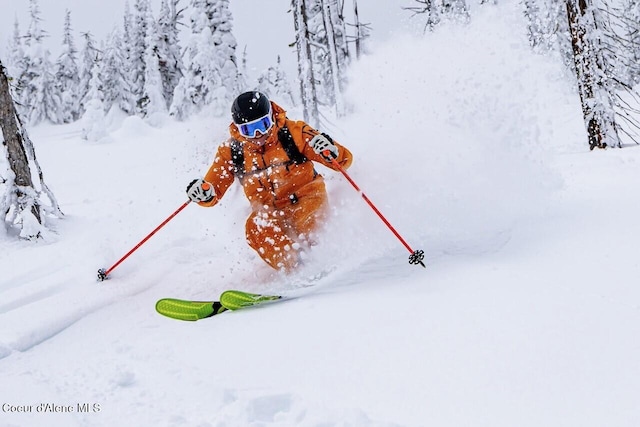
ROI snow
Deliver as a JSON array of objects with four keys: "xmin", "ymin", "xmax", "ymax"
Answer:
[{"xmin": 2, "ymin": 4, "xmax": 640, "ymax": 427}]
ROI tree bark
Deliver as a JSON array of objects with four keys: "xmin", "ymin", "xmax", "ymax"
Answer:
[
  {"xmin": 293, "ymin": 0, "xmax": 319, "ymax": 127},
  {"xmin": 566, "ymin": 0, "xmax": 620, "ymax": 150},
  {"xmin": 0, "ymin": 60, "xmax": 41, "ymax": 223},
  {"xmin": 321, "ymin": 0, "xmax": 345, "ymax": 116}
]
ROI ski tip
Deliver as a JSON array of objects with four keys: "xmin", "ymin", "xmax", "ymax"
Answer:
[{"xmin": 219, "ymin": 290, "xmax": 282, "ymax": 311}]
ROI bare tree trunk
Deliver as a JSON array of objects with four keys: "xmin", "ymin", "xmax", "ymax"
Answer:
[
  {"xmin": 353, "ymin": 0, "xmax": 362, "ymax": 59},
  {"xmin": 566, "ymin": 0, "xmax": 620, "ymax": 150},
  {"xmin": 293, "ymin": 0, "xmax": 319, "ymax": 127},
  {"xmin": 321, "ymin": 0, "xmax": 345, "ymax": 116},
  {"xmin": 0, "ymin": 60, "xmax": 41, "ymax": 225}
]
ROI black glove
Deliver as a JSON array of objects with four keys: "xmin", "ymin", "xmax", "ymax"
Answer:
[{"xmin": 186, "ymin": 178, "xmax": 214, "ymax": 203}]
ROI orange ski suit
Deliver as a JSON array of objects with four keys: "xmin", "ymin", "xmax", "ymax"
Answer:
[{"xmin": 198, "ymin": 102, "xmax": 353, "ymax": 270}]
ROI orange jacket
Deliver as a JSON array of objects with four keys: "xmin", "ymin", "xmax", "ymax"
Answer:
[{"xmin": 200, "ymin": 102, "xmax": 353, "ymax": 211}]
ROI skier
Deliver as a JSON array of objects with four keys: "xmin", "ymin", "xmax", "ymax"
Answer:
[{"xmin": 186, "ymin": 91, "xmax": 353, "ymax": 271}]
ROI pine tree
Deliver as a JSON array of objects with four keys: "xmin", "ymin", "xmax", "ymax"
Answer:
[
  {"xmin": 77, "ymin": 32, "xmax": 100, "ymax": 116},
  {"xmin": 256, "ymin": 56, "xmax": 296, "ymax": 108},
  {"xmin": 55, "ymin": 10, "xmax": 80, "ymax": 123},
  {"xmin": 131, "ymin": 0, "xmax": 152, "ymax": 114},
  {"xmin": 156, "ymin": 0, "xmax": 184, "ymax": 109},
  {"xmin": 170, "ymin": 0, "xmax": 240, "ymax": 118},
  {"xmin": 18, "ymin": 0, "xmax": 62, "ymax": 124},
  {"xmin": 140, "ymin": 19, "xmax": 168, "ymax": 117},
  {"xmin": 170, "ymin": 23, "xmax": 220, "ymax": 119},
  {"xmin": 1, "ymin": 60, "xmax": 62, "ymax": 239},
  {"xmin": 81, "ymin": 60, "xmax": 108, "ymax": 141},
  {"xmin": 101, "ymin": 27, "xmax": 135, "ymax": 115},
  {"xmin": 522, "ymin": 1, "xmax": 574, "ymax": 68},
  {"xmin": 5, "ymin": 18, "xmax": 25, "ymax": 82},
  {"xmin": 207, "ymin": 0, "xmax": 240, "ymax": 98}
]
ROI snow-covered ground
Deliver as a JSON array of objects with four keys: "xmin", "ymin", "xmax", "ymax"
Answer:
[{"xmin": 1, "ymin": 5, "xmax": 640, "ymax": 427}]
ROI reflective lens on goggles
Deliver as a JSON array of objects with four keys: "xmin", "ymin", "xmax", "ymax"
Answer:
[{"xmin": 237, "ymin": 113, "xmax": 274, "ymax": 138}]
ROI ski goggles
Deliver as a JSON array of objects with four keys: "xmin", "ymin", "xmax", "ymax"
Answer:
[{"xmin": 236, "ymin": 109, "xmax": 274, "ymax": 138}]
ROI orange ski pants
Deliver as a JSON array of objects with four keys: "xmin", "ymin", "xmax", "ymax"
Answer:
[{"xmin": 245, "ymin": 191, "xmax": 328, "ymax": 271}]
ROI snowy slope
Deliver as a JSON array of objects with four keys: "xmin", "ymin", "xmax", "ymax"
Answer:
[{"xmin": 1, "ymin": 4, "xmax": 640, "ymax": 427}]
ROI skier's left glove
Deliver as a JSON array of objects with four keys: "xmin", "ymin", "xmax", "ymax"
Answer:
[
  {"xmin": 309, "ymin": 133, "xmax": 338, "ymax": 161},
  {"xmin": 186, "ymin": 178, "xmax": 214, "ymax": 203}
]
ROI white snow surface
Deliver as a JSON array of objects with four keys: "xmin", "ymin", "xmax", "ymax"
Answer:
[{"xmin": 1, "ymin": 5, "xmax": 640, "ymax": 427}]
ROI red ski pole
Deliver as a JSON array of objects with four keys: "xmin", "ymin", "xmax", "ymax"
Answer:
[
  {"xmin": 97, "ymin": 200, "xmax": 192, "ymax": 281},
  {"xmin": 325, "ymin": 152, "xmax": 425, "ymax": 268}
]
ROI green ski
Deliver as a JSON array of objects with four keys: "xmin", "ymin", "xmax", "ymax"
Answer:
[
  {"xmin": 155, "ymin": 290, "xmax": 283, "ymax": 321},
  {"xmin": 219, "ymin": 290, "xmax": 283, "ymax": 310},
  {"xmin": 155, "ymin": 298, "xmax": 227, "ymax": 321}
]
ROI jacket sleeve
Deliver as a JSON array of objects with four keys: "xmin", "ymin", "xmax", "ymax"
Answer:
[
  {"xmin": 287, "ymin": 120, "xmax": 353, "ymax": 170},
  {"xmin": 198, "ymin": 141, "xmax": 237, "ymax": 207}
]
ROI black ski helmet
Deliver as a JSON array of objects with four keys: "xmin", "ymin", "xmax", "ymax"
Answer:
[{"xmin": 231, "ymin": 91, "xmax": 271, "ymax": 124}]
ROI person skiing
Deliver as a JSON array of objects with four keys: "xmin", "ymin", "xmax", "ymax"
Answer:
[{"xmin": 186, "ymin": 91, "xmax": 353, "ymax": 271}]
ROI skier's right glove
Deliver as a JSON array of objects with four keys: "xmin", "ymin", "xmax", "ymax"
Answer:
[{"xmin": 186, "ymin": 178, "xmax": 214, "ymax": 203}]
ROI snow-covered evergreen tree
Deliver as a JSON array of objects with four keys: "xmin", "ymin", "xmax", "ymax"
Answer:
[
  {"xmin": 256, "ymin": 56, "xmax": 296, "ymax": 108},
  {"xmin": 206, "ymin": 0, "xmax": 240, "ymax": 96},
  {"xmin": 18, "ymin": 0, "xmax": 62, "ymax": 124},
  {"xmin": 170, "ymin": 25, "xmax": 220, "ymax": 119},
  {"xmin": 140, "ymin": 19, "xmax": 168, "ymax": 117},
  {"xmin": 81, "ymin": 60, "xmax": 108, "ymax": 141},
  {"xmin": 77, "ymin": 32, "xmax": 100, "ymax": 116},
  {"xmin": 101, "ymin": 28, "xmax": 135, "ymax": 115},
  {"xmin": 55, "ymin": 10, "xmax": 80, "ymax": 123},
  {"xmin": 156, "ymin": 0, "xmax": 184, "ymax": 109},
  {"xmin": 170, "ymin": 0, "xmax": 240, "ymax": 119},
  {"xmin": 522, "ymin": 1, "xmax": 573, "ymax": 69},
  {"xmin": 130, "ymin": 0, "xmax": 152, "ymax": 114},
  {"xmin": 5, "ymin": 18, "xmax": 25, "ymax": 82},
  {"xmin": 122, "ymin": 0, "xmax": 135, "ymax": 89}
]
